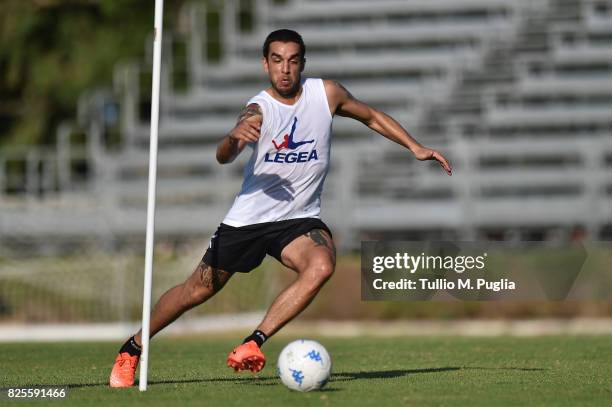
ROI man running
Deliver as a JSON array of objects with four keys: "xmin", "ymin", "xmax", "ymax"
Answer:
[{"xmin": 110, "ymin": 28, "xmax": 452, "ymax": 387}]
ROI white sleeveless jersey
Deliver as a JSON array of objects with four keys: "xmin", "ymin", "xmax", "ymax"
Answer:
[{"xmin": 222, "ymin": 78, "xmax": 333, "ymax": 227}]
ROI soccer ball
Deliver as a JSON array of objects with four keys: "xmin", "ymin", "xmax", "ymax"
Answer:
[{"xmin": 277, "ymin": 339, "xmax": 332, "ymax": 392}]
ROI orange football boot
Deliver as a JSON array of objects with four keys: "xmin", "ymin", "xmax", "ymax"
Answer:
[
  {"xmin": 109, "ymin": 352, "xmax": 139, "ymax": 388},
  {"xmin": 227, "ymin": 340, "xmax": 266, "ymax": 373}
]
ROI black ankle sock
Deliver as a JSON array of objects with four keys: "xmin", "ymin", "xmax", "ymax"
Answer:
[
  {"xmin": 119, "ymin": 336, "xmax": 142, "ymax": 356},
  {"xmin": 243, "ymin": 330, "xmax": 267, "ymax": 348}
]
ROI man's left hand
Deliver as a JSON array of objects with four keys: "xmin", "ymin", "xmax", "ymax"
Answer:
[{"xmin": 413, "ymin": 147, "xmax": 452, "ymax": 176}]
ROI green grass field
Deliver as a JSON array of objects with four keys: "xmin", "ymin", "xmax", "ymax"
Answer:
[{"xmin": 1, "ymin": 335, "xmax": 611, "ymax": 406}]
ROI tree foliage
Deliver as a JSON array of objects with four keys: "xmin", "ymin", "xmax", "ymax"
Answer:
[{"xmin": 0, "ymin": 0, "xmax": 188, "ymax": 149}]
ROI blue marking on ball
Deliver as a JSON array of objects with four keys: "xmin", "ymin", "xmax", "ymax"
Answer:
[
  {"xmin": 289, "ymin": 369, "xmax": 304, "ymax": 386},
  {"xmin": 305, "ymin": 350, "xmax": 323, "ymax": 364}
]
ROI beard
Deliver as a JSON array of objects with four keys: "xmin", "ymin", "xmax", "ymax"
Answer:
[{"xmin": 271, "ymin": 77, "xmax": 302, "ymax": 98}]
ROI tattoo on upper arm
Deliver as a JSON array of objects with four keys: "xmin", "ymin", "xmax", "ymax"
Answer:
[
  {"xmin": 334, "ymin": 81, "xmax": 354, "ymax": 101},
  {"xmin": 305, "ymin": 229, "xmax": 337, "ymax": 264},
  {"xmin": 236, "ymin": 103, "xmax": 262, "ymax": 123},
  {"xmin": 333, "ymin": 80, "xmax": 365, "ymax": 120},
  {"xmin": 332, "ymin": 80, "xmax": 374, "ymax": 123}
]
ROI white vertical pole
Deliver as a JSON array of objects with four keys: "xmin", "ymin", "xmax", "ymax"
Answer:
[{"xmin": 139, "ymin": 0, "xmax": 164, "ymax": 392}]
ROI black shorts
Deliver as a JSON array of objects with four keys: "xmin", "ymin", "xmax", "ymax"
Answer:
[{"xmin": 202, "ymin": 218, "xmax": 332, "ymax": 273}]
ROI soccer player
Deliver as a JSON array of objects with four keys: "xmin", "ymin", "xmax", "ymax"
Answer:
[{"xmin": 110, "ymin": 29, "xmax": 452, "ymax": 387}]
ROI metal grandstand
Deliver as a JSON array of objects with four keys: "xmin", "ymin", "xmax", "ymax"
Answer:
[{"xmin": 1, "ymin": 0, "xmax": 612, "ymax": 249}]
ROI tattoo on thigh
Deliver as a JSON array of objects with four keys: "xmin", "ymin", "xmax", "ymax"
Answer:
[
  {"xmin": 305, "ymin": 229, "xmax": 337, "ymax": 263},
  {"xmin": 196, "ymin": 261, "xmax": 223, "ymax": 290}
]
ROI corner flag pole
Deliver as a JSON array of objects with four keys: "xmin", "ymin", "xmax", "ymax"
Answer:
[{"xmin": 140, "ymin": 0, "xmax": 164, "ymax": 392}]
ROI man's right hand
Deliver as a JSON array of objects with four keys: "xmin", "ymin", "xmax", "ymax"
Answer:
[
  {"xmin": 229, "ymin": 117, "xmax": 261, "ymax": 143},
  {"xmin": 217, "ymin": 103, "xmax": 263, "ymax": 164}
]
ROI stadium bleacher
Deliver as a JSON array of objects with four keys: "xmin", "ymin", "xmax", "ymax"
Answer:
[{"xmin": 1, "ymin": 0, "xmax": 611, "ymax": 248}]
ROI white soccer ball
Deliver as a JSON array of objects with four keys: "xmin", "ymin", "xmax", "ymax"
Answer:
[{"xmin": 277, "ymin": 339, "xmax": 332, "ymax": 392}]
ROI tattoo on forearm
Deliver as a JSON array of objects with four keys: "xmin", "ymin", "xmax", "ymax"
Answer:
[
  {"xmin": 306, "ymin": 229, "xmax": 337, "ymax": 264},
  {"xmin": 236, "ymin": 103, "xmax": 262, "ymax": 123}
]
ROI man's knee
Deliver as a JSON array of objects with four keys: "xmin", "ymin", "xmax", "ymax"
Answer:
[
  {"xmin": 302, "ymin": 257, "xmax": 335, "ymax": 289},
  {"xmin": 315, "ymin": 260, "xmax": 335, "ymax": 282},
  {"xmin": 185, "ymin": 262, "xmax": 230, "ymax": 306}
]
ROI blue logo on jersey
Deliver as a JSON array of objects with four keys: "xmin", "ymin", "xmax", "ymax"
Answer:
[
  {"xmin": 264, "ymin": 150, "xmax": 318, "ymax": 163},
  {"xmin": 266, "ymin": 116, "xmax": 318, "ymax": 164}
]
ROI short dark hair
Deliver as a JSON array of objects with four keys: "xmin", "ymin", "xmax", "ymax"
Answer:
[{"xmin": 262, "ymin": 29, "xmax": 306, "ymax": 60}]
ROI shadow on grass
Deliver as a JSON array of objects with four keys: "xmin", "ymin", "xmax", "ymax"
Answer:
[
  {"xmin": 332, "ymin": 367, "xmax": 460, "ymax": 382},
  {"xmin": 45, "ymin": 365, "xmax": 547, "ymax": 389},
  {"xmin": 462, "ymin": 366, "xmax": 547, "ymax": 372},
  {"xmin": 332, "ymin": 365, "xmax": 547, "ymax": 382}
]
